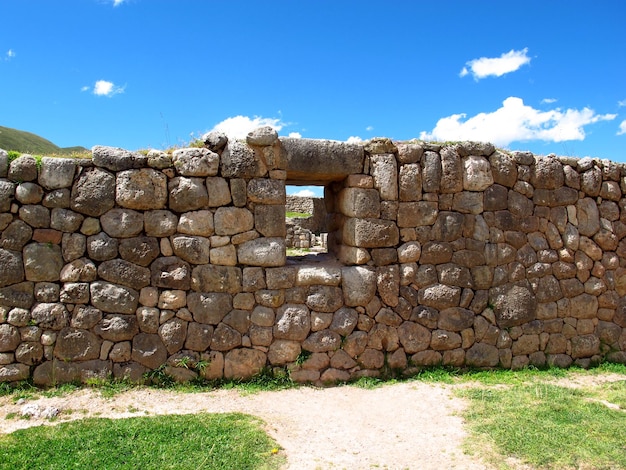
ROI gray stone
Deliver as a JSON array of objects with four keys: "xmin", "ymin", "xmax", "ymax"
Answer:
[
  {"xmin": 422, "ymin": 151, "xmax": 442, "ymax": 192},
  {"xmin": 490, "ymin": 151, "xmax": 518, "ymax": 187},
  {"xmin": 220, "ymin": 140, "xmax": 267, "ymax": 178},
  {"xmin": 131, "ymin": 333, "xmax": 167, "ymax": 369},
  {"xmin": 23, "ymin": 243, "xmax": 63, "ymax": 282},
  {"xmin": 92, "ymin": 146, "xmax": 146, "ymax": 171},
  {"xmin": 187, "ymin": 292, "xmax": 232, "ymax": 324},
  {"xmin": 342, "ymin": 218, "xmax": 399, "ymax": 248},
  {"xmin": 418, "ymin": 284, "xmax": 461, "ymax": 309},
  {"xmin": 54, "ymin": 327, "xmax": 101, "ymax": 361},
  {"xmin": 100, "ymin": 209, "xmax": 143, "ymax": 238},
  {"xmin": 0, "ymin": 363, "xmax": 30, "ymax": 382},
  {"xmin": 15, "ymin": 341, "xmax": 43, "ymax": 365},
  {"xmin": 95, "ymin": 314, "xmax": 139, "ymax": 341},
  {"xmin": 268, "ymin": 339, "xmax": 301, "ymax": 365},
  {"xmin": 397, "ymin": 201, "xmax": 438, "ymax": 227},
  {"xmin": 70, "ymin": 167, "xmax": 116, "ymax": 216},
  {"xmin": 171, "ymin": 235, "xmax": 211, "ymax": 264},
  {"xmin": 144, "ymin": 210, "xmax": 178, "ymax": 237},
  {"xmin": 158, "ymin": 318, "xmax": 187, "ymax": 354},
  {"xmin": 462, "ymin": 155, "xmax": 493, "ymax": 191},
  {"xmin": 191, "ymin": 265, "xmax": 242, "ymax": 294},
  {"xmin": 86, "ymin": 232, "xmax": 118, "ymax": 261},
  {"xmin": 531, "ymin": 156, "xmax": 564, "ymax": 189},
  {"xmin": 247, "ymin": 126, "xmax": 279, "ymax": 146},
  {"xmin": 399, "ymin": 163, "xmax": 422, "ymax": 201},
  {"xmin": 280, "ymin": 138, "xmax": 363, "ymax": 184},
  {"xmin": 490, "ymin": 282, "xmax": 537, "ymax": 328},
  {"xmin": 214, "ymin": 207, "xmax": 253, "ymax": 235},
  {"xmin": 15, "ymin": 182, "xmax": 44, "ymax": 204},
  {"xmin": 59, "ymin": 282, "xmax": 90, "ymax": 304},
  {"xmin": 438, "ymin": 307, "xmax": 474, "ymax": 331},
  {"xmin": 571, "ymin": 334, "xmax": 600, "ymax": 358},
  {"xmin": 19, "ymin": 204, "xmax": 50, "ymax": 228},
  {"xmin": 136, "ymin": 307, "xmax": 159, "ymax": 333},
  {"xmin": 172, "ymin": 148, "xmax": 219, "ymax": 176},
  {"xmin": 210, "ymin": 323, "xmax": 242, "ymax": 351},
  {"xmin": 397, "ymin": 321, "xmax": 430, "ymax": 354},
  {"xmin": 115, "ymin": 169, "xmax": 168, "ymax": 209},
  {"xmin": 90, "ymin": 282, "xmax": 139, "ymax": 314},
  {"xmin": 439, "ymin": 146, "xmax": 463, "ymax": 193},
  {"xmin": 71, "ymin": 305, "xmax": 103, "ymax": 329},
  {"xmin": 51, "ymin": 208, "xmax": 84, "ymax": 233},
  {"xmin": 305, "ymin": 285, "xmax": 342, "ymax": 313},
  {"xmin": 31, "ymin": 303, "xmax": 69, "ymax": 330},
  {"xmin": 303, "ymin": 329, "xmax": 341, "ymax": 352},
  {"xmin": 338, "ymin": 188, "xmax": 380, "ymax": 218},
  {"xmin": 576, "ymin": 198, "xmax": 600, "ymax": 237},
  {"xmin": 430, "ymin": 329, "xmax": 462, "ymax": 350},
  {"xmin": 1, "ymin": 220, "xmax": 32, "ymax": 251},
  {"xmin": 341, "ymin": 266, "xmax": 377, "ymax": 306},
  {"xmin": 224, "ymin": 348, "xmax": 266, "ymax": 380},
  {"xmin": 0, "ymin": 249, "xmax": 24, "ymax": 288},
  {"xmin": 371, "ymin": 154, "xmax": 398, "ymax": 200},
  {"xmin": 168, "ymin": 177, "xmax": 209, "ymax": 212},
  {"xmin": 274, "ymin": 304, "xmax": 310, "ymax": 341},
  {"xmin": 118, "ymin": 236, "xmax": 160, "ymax": 266},
  {"xmin": 330, "ymin": 307, "xmax": 358, "ymax": 336},
  {"xmin": 185, "ymin": 322, "xmax": 213, "ymax": 351},
  {"xmin": 237, "ymin": 237, "xmax": 286, "ymax": 267},
  {"xmin": 202, "ymin": 131, "xmax": 228, "ymax": 152},
  {"xmin": 9, "ymin": 155, "xmax": 38, "ymax": 181},
  {"xmin": 97, "ymin": 259, "xmax": 150, "ymax": 290},
  {"xmin": 247, "ymin": 178, "xmax": 285, "ymax": 204},
  {"xmin": 146, "ymin": 149, "xmax": 172, "ymax": 169},
  {"xmin": 0, "ymin": 180, "xmax": 15, "ymax": 212},
  {"xmin": 151, "ymin": 257, "xmax": 191, "ymax": 290},
  {"xmin": 0, "ymin": 324, "xmax": 20, "ymax": 352},
  {"xmin": 43, "ymin": 188, "xmax": 71, "ymax": 209},
  {"xmin": 466, "ymin": 342, "xmax": 499, "ymax": 367}
]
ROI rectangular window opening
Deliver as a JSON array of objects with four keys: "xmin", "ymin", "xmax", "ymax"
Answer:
[{"xmin": 285, "ymin": 185, "xmax": 329, "ymax": 260}]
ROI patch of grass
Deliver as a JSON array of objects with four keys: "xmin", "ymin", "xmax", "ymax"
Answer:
[
  {"xmin": 458, "ymin": 380, "xmax": 626, "ymax": 469},
  {"xmin": 0, "ymin": 412, "xmax": 284, "ymax": 470},
  {"xmin": 286, "ymin": 211, "xmax": 312, "ymax": 218}
]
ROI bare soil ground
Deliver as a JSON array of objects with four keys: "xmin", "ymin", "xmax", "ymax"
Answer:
[{"xmin": 0, "ymin": 372, "xmax": 623, "ymax": 470}]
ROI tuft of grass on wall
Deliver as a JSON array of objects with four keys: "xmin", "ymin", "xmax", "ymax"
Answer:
[{"xmin": 0, "ymin": 412, "xmax": 284, "ymax": 470}]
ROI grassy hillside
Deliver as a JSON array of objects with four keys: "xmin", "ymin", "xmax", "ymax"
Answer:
[{"xmin": 0, "ymin": 126, "xmax": 88, "ymax": 155}]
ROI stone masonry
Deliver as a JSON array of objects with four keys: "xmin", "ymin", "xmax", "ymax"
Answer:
[{"xmin": 0, "ymin": 128, "xmax": 625, "ymax": 386}]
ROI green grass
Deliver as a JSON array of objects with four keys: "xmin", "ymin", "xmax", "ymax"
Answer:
[
  {"xmin": 458, "ymin": 367, "xmax": 626, "ymax": 469},
  {"xmin": 0, "ymin": 413, "xmax": 284, "ymax": 470},
  {"xmin": 285, "ymin": 211, "xmax": 311, "ymax": 218}
]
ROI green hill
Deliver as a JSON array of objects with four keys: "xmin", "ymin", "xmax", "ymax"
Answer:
[{"xmin": 0, "ymin": 126, "xmax": 88, "ymax": 155}]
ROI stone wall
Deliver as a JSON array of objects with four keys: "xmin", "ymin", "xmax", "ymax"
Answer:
[{"xmin": 0, "ymin": 128, "xmax": 625, "ymax": 386}]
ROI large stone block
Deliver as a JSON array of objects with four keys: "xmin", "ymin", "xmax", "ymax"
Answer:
[
  {"xmin": 341, "ymin": 266, "xmax": 376, "ymax": 306},
  {"xmin": 70, "ymin": 167, "xmax": 116, "ymax": 216},
  {"xmin": 466, "ymin": 342, "xmax": 499, "ymax": 367},
  {"xmin": 95, "ymin": 314, "xmax": 139, "ymax": 341},
  {"xmin": 90, "ymin": 282, "xmax": 139, "ymax": 314},
  {"xmin": 274, "ymin": 304, "xmax": 310, "ymax": 341},
  {"xmin": 214, "ymin": 207, "xmax": 254, "ymax": 236},
  {"xmin": 399, "ymin": 163, "xmax": 422, "ymax": 201},
  {"xmin": 144, "ymin": 210, "xmax": 178, "ymax": 237},
  {"xmin": 268, "ymin": 339, "xmax": 301, "ymax": 365},
  {"xmin": 337, "ymin": 188, "xmax": 380, "ymax": 218},
  {"xmin": 576, "ymin": 198, "xmax": 600, "ymax": 237},
  {"xmin": 171, "ymin": 235, "xmax": 211, "ymax": 264},
  {"xmin": 489, "ymin": 282, "xmax": 537, "ymax": 328},
  {"xmin": 150, "ymin": 257, "xmax": 191, "ymax": 290},
  {"xmin": 255, "ymin": 205, "xmax": 286, "ymax": 237},
  {"xmin": 440, "ymin": 146, "xmax": 463, "ymax": 193},
  {"xmin": 168, "ymin": 177, "xmax": 209, "ymax": 212},
  {"xmin": 220, "ymin": 140, "xmax": 267, "ymax": 178},
  {"xmin": 370, "ymin": 154, "xmax": 398, "ymax": 200},
  {"xmin": 247, "ymin": 178, "xmax": 285, "ymax": 204},
  {"xmin": 23, "ymin": 243, "xmax": 63, "ymax": 282},
  {"xmin": 421, "ymin": 151, "xmax": 441, "ymax": 192},
  {"xmin": 237, "ymin": 237, "xmax": 286, "ymax": 267},
  {"xmin": 342, "ymin": 218, "xmax": 398, "ymax": 248},
  {"xmin": 397, "ymin": 201, "xmax": 438, "ymax": 227},
  {"xmin": 100, "ymin": 209, "xmax": 144, "ymax": 238},
  {"xmin": 0, "ymin": 249, "xmax": 24, "ymax": 288},
  {"xmin": 397, "ymin": 321, "xmax": 430, "ymax": 354},
  {"xmin": 463, "ymin": 155, "xmax": 493, "ymax": 191},
  {"xmin": 172, "ymin": 148, "xmax": 219, "ymax": 176},
  {"xmin": 115, "ymin": 169, "xmax": 167, "ymax": 210},
  {"xmin": 306, "ymin": 286, "xmax": 343, "ymax": 313},
  {"xmin": 97, "ymin": 259, "xmax": 150, "ymax": 290},
  {"xmin": 280, "ymin": 138, "xmax": 364, "ymax": 184},
  {"xmin": 92, "ymin": 145, "xmax": 146, "ymax": 171},
  {"xmin": 224, "ymin": 348, "xmax": 266, "ymax": 380},
  {"xmin": 54, "ymin": 327, "xmax": 101, "ymax": 361},
  {"xmin": 131, "ymin": 333, "xmax": 167, "ymax": 369},
  {"xmin": 191, "ymin": 265, "xmax": 242, "ymax": 294}
]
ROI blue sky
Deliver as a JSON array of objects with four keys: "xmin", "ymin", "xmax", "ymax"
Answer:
[{"xmin": 1, "ymin": 0, "xmax": 625, "ymax": 197}]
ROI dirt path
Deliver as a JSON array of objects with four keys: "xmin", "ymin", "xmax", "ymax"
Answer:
[{"xmin": 0, "ymin": 381, "xmax": 489, "ymax": 470}]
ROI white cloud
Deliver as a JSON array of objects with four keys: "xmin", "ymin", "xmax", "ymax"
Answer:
[
  {"xmin": 346, "ymin": 136, "xmax": 363, "ymax": 144},
  {"xmin": 291, "ymin": 189, "xmax": 316, "ymax": 197},
  {"xmin": 619, "ymin": 100, "xmax": 626, "ymax": 108},
  {"xmin": 618, "ymin": 120, "xmax": 626, "ymax": 136},
  {"xmin": 541, "ymin": 98, "xmax": 557, "ymax": 104},
  {"xmin": 4, "ymin": 49, "xmax": 15, "ymax": 61},
  {"xmin": 460, "ymin": 48, "xmax": 531, "ymax": 80},
  {"xmin": 80, "ymin": 86, "xmax": 90, "ymax": 92},
  {"xmin": 113, "ymin": 0, "xmax": 126, "ymax": 6},
  {"xmin": 419, "ymin": 97, "xmax": 617, "ymax": 146},
  {"xmin": 288, "ymin": 132, "xmax": 302, "ymax": 138},
  {"xmin": 210, "ymin": 115, "xmax": 284, "ymax": 139},
  {"xmin": 92, "ymin": 80, "xmax": 125, "ymax": 97},
  {"xmin": 366, "ymin": 126, "xmax": 374, "ymax": 132}
]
